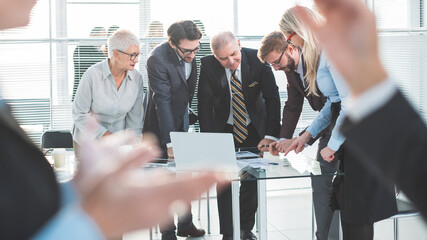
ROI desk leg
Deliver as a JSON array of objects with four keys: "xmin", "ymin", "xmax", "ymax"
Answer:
[
  {"xmin": 339, "ymin": 211, "xmax": 343, "ymax": 240},
  {"xmin": 232, "ymin": 181, "xmax": 240, "ymax": 240},
  {"xmin": 257, "ymin": 179, "xmax": 267, "ymax": 240}
]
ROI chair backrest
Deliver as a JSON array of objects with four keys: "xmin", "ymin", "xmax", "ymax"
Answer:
[{"xmin": 41, "ymin": 130, "xmax": 73, "ymax": 149}]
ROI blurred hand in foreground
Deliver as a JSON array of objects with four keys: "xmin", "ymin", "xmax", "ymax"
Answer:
[
  {"xmin": 294, "ymin": 0, "xmax": 388, "ymax": 96},
  {"xmin": 73, "ymin": 117, "xmax": 219, "ymax": 238}
]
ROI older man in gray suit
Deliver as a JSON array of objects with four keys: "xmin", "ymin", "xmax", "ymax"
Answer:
[{"xmin": 142, "ymin": 20, "xmax": 204, "ymax": 240}]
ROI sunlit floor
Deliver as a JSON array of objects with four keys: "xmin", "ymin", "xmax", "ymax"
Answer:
[{"xmin": 124, "ymin": 178, "xmax": 427, "ymax": 240}]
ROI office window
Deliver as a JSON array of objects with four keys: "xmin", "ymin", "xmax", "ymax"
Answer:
[
  {"xmin": 374, "ymin": 0, "xmax": 409, "ymax": 29},
  {"xmin": 237, "ymin": 0, "xmax": 314, "ymax": 36},
  {"xmin": 374, "ymin": 0, "xmax": 427, "ymax": 121},
  {"xmin": 421, "ymin": 0, "xmax": 425, "ymax": 27},
  {"xmin": 3, "ymin": 0, "xmax": 425, "ymax": 145}
]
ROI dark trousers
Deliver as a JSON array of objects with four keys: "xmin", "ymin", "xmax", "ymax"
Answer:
[
  {"xmin": 159, "ymin": 125, "xmax": 195, "ymax": 238},
  {"xmin": 341, "ymin": 220, "xmax": 373, "ymax": 240},
  {"xmin": 159, "ymin": 210, "xmax": 193, "ymax": 239},
  {"xmin": 312, "ymin": 128, "xmax": 340, "ymax": 240},
  {"xmin": 335, "ymin": 178, "xmax": 374, "ymax": 240},
  {"xmin": 217, "ymin": 123, "xmax": 259, "ymax": 235}
]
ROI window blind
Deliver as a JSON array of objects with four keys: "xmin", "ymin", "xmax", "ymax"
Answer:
[
  {"xmin": 1, "ymin": 0, "xmax": 425, "ymax": 146},
  {"xmin": 375, "ymin": 0, "xmax": 427, "ymax": 122}
]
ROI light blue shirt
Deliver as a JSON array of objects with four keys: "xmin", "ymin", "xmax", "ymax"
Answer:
[
  {"xmin": 32, "ymin": 182, "xmax": 104, "ymax": 240},
  {"xmin": 72, "ymin": 59, "xmax": 144, "ymax": 144},
  {"xmin": 306, "ymin": 52, "xmax": 350, "ymax": 151}
]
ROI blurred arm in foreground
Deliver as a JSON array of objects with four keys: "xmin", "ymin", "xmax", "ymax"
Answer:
[
  {"xmin": 34, "ymin": 118, "xmax": 219, "ymax": 239},
  {"xmin": 295, "ymin": 0, "xmax": 427, "ymax": 219}
]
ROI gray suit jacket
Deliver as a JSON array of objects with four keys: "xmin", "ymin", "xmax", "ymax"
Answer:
[{"xmin": 143, "ymin": 41, "xmax": 197, "ymax": 147}]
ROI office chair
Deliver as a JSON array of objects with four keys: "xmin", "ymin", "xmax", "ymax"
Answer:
[{"xmin": 40, "ymin": 130, "xmax": 73, "ymax": 154}]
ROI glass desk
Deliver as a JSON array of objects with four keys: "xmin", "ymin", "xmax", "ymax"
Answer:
[
  {"xmin": 148, "ymin": 152, "xmax": 342, "ymax": 240},
  {"xmin": 51, "ymin": 150, "xmax": 342, "ymax": 240},
  {"xmin": 229, "ymin": 154, "xmax": 341, "ymax": 240}
]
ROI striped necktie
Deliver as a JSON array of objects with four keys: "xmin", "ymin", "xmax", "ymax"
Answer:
[
  {"xmin": 230, "ymin": 70, "xmax": 248, "ymax": 143},
  {"xmin": 181, "ymin": 60, "xmax": 189, "ymax": 131}
]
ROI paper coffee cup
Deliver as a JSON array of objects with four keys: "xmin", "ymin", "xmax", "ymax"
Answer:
[{"xmin": 53, "ymin": 148, "xmax": 66, "ymax": 169}]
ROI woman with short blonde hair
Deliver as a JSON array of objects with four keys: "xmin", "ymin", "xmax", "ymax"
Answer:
[{"xmin": 72, "ymin": 29, "xmax": 144, "ymax": 156}]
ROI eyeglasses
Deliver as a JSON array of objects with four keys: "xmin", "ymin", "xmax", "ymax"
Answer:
[
  {"xmin": 265, "ymin": 49, "xmax": 285, "ymax": 68},
  {"xmin": 286, "ymin": 32, "xmax": 296, "ymax": 42},
  {"xmin": 117, "ymin": 50, "xmax": 140, "ymax": 61},
  {"xmin": 176, "ymin": 43, "xmax": 200, "ymax": 56}
]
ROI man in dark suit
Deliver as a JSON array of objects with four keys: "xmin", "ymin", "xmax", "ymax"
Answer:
[
  {"xmin": 198, "ymin": 31, "xmax": 281, "ymax": 240},
  {"xmin": 143, "ymin": 20, "xmax": 200, "ymax": 159},
  {"xmin": 294, "ymin": 0, "xmax": 427, "ymax": 219},
  {"xmin": 258, "ymin": 31, "xmax": 339, "ymax": 240},
  {"xmin": 142, "ymin": 20, "xmax": 205, "ymax": 240}
]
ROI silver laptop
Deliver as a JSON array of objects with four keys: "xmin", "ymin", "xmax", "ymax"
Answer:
[{"xmin": 170, "ymin": 132, "xmax": 238, "ymax": 172}]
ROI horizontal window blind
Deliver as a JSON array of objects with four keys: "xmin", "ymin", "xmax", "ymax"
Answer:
[
  {"xmin": 1, "ymin": 0, "xmax": 426, "ymax": 146},
  {"xmin": 374, "ymin": 0, "xmax": 409, "ymax": 29},
  {"xmin": 375, "ymin": 0, "xmax": 427, "ymax": 122}
]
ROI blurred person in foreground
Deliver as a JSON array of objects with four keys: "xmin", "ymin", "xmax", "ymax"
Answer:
[
  {"xmin": 72, "ymin": 29, "xmax": 144, "ymax": 158},
  {"xmin": 0, "ymin": 0, "xmax": 219, "ymax": 239},
  {"xmin": 293, "ymin": 0, "xmax": 427, "ymax": 220}
]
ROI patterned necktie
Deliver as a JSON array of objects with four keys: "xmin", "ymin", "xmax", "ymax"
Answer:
[
  {"xmin": 230, "ymin": 70, "xmax": 248, "ymax": 143},
  {"xmin": 181, "ymin": 60, "xmax": 189, "ymax": 131},
  {"xmin": 181, "ymin": 60, "xmax": 186, "ymax": 78}
]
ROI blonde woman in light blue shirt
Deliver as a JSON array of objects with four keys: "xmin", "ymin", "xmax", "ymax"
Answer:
[
  {"xmin": 283, "ymin": 7, "xmax": 397, "ymax": 240},
  {"xmin": 72, "ymin": 29, "xmax": 144, "ymax": 150}
]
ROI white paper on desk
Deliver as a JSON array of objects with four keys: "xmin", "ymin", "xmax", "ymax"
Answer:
[
  {"xmin": 284, "ymin": 140, "xmax": 319, "ymax": 174},
  {"xmin": 237, "ymin": 158, "xmax": 274, "ymax": 169},
  {"xmin": 301, "ymin": 139, "xmax": 318, "ymax": 161}
]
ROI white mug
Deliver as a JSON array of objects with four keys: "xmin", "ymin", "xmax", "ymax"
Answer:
[{"xmin": 53, "ymin": 148, "xmax": 66, "ymax": 169}]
